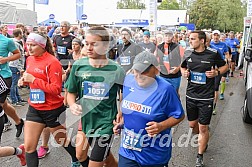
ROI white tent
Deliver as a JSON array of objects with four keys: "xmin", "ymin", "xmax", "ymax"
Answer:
[{"xmin": 0, "ymin": 2, "xmax": 37, "ymax": 26}]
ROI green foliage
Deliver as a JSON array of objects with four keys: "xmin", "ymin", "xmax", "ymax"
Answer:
[
  {"xmin": 157, "ymin": 0, "xmax": 179, "ymax": 10},
  {"xmin": 188, "ymin": 0, "xmax": 246, "ymax": 32},
  {"xmin": 117, "ymin": 0, "xmax": 146, "ymax": 9}
]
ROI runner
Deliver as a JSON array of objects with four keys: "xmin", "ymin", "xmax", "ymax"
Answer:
[
  {"xmin": 181, "ymin": 30, "xmax": 228, "ymax": 167},
  {"xmin": 0, "ymin": 26, "xmax": 24, "ymax": 138},
  {"xmin": 116, "ymin": 27, "xmax": 143, "ymax": 73},
  {"xmin": 18, "ymin": 32, "xmax": 79, "ymax": 167},
  {"xmin": 113, "ymin": 51, "xmax": 184, "ymax": 167},
  {"xmin": 209, "ymin": 30, "xmax": 229, "ymax": 115},
  {"xmin": 67, "ymin": 26, "xmax": 125, "ymax": 167},
  {"xmin": 157, "ymin": 31, "xmax": 183, "ymax": 96}
]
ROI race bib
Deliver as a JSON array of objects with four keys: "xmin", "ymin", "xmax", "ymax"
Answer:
[
  {"xmin": 122, "ymin": 128, "xmax": 142, "ymax": 152},
  {"xmin": 231, "ymin": 48, "xmax": 236, "ymax": 53},
  {"xmin": 120, "ymin": 56, "xmax": 131, "ymax": 66},
  {"xmin": 190, "ymin": 71, "xmax": 206, "ymax": 84},
  {"xmin": 83, "ymin": 81, "xmax": 109, "ymax": 100},
  {"xmin": 57, "ymin": 46, "xmax": 67, "ymax": 54},
  {"xmin": 163, "ymin": 55, "xmax": 169, "ymax": 62},
  {"xmin": 30, "ymin": 89, "xmax": 45, "ymax": 103}
]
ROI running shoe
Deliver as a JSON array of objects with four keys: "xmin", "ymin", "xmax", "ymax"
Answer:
[
  {"xmin": 219, "ymin": 93, "xmax": 224, "ymax": 100},
  {"xmin": 38, "ymin": 146, "xmax": 50, "ymax": 159},
  {"xmin": 17, "ymin": 144, "xmax": 26, "ymax": 166},
  {"xmin": 212, "ymin": 109, "xmax": 217, "ymax": 115},
  {"xmin": 71, "ymin": 161, "xmax": 81, "ymax": 167},
  {"xmin": 195, "ymin": 155, "xmax": 204, "ymax": 167},
  {"xmin": 15, "ymin": 119, "xmax": 24, "ymax": 138},
  {"xmin": 3, "ymin": 120, "xmax": 12, "ymax": 132},
  {"xmin": 230, "ymin": 72, "xmax": 234, "ymax": 77}
]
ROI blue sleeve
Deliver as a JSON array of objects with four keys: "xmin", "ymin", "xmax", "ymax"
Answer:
[
  {"xmin": 164, "ymin": 86, "xmax": 184, "ymax": 119},
  {"xmin": 223, "ymin": 43, "xmax": 228, "ymax": 53},
  {"xmin": 47, "ymin": 27, "xmax": 55, "ymax": 38},
  {"xmin": 236, "ymin": 39, "xmax": 240, "ymax": 45}
]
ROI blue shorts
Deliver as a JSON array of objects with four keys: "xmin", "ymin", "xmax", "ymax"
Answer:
[
  {"xmin": 162, "ymin": 77, "xmax": 181, "ymax": 90},
  {"xmin": 118, "ymin": 154, "xmax": 168, "ymax": 167}
]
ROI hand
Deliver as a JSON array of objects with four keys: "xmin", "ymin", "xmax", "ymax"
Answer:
[
  {"xmin": 18, "ymin": 77, "xmax": 27, "ymax": 86},
  {"xmin": 0, "ymin": 56, "xmax": 9, "ymax": 64},
  {"xmin": 22, "ymin": 72, "xmax": 35, "ymax": 83},
  {"xmin": 170, "ymin": 67, "xmax": 179, "ymax": 74},
  {"xmin": 145, "ymin": 121, "xmax": 163, "ymax": 137},
  {"xmin": 205, "ymin": 67, "xmax": 217, "ymax": 78},
  {"xmin": 69, "ymin": 103, "xmax": 82, "ymax": 116},
  {"xmin": 183, "ymin": 69, "xmax": 190, "ymax": 78},
  {"xmin": 67, "ymin": 49, "xmax": 73, "ymax": 54},
  {"xmin": 113, "ymin": 120, "xmax": 123, "ymax": 135}
]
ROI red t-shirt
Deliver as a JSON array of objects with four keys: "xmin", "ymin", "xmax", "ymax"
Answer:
[{"xmin": 26, "ymin": 52, "xmax": 64, "ymax": 110}]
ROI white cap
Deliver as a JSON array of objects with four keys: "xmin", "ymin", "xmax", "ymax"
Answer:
[{"xmin": 212, "ymin": 30, "xmax": 220, "ymax": 35}]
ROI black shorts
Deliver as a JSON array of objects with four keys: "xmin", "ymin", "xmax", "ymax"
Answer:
[
  {"xmin": 214, "ymin": 75, "xmax": 222, "ymax": 91},
  {"xmin": 88, "ymin": 135, "xmax": 113, "ymax": 162},
  {"xmin": 26, "ymin": 105, "xmax": 66, "ymax": 128},
  {"xmin": 0, "ymin": 77, "xmax": 12, "ymax": 104},
  {"xmin": 231, "ymin": 54, "xmax": 237, "ymax": 62},
  {"xmin": 186, "ymin": 97, "xmax": 214, "ymax": 125}
]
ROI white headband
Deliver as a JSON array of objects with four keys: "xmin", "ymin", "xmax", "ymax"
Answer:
[{"xmin": 27, "ymin": 33, "xmax": 47, "ymax": 48}]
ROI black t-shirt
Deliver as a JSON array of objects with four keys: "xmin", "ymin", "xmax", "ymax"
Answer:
[
  {"xmin": 181, "ymin": 47, "xmax": 226, "ymax": 100},
  {"xmin": 116, "ymin": 41, "xmax": 143, "ymax": 72},
  {"xmin": 53, "ymin": 34, "xmax": 75, "ymax": 70}
]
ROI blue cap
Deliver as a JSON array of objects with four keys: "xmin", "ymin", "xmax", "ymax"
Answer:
[{"xmin": 143, "ymin": 31, "xmax": 150, "ymax": 37}]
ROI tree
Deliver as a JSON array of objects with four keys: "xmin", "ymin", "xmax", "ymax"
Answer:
[
  {"xmin": 117, "ymin": 0, "xmax": 146, "ymax": 9},
  {"xmin": 157, "ymin": 0, "xmax": 179, "ymax": 10},
  {"xmin": 178, "ymin": 0, "xmax": 188, "ymax": 9},
  {"xmin": 188, "ymin": 0, "xmax": 246, "ymax": 32}
]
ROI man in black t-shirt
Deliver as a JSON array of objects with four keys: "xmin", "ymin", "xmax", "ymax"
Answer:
[
  {"xmin": 181, "ymin": 30, "xmax": 228, "ymax": 167},
  {"xmin": 53, "ymin": 21, "xmax": 75, "ymax": 70},
  {"xmin": 116, "ymin": 28, "xmax": 143, "ymax": 73}
]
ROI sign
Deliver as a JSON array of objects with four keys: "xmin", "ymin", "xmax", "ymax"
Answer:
[
  {"xmin": 149, "ymin": 0, "xmax": 157, "ymax": 33},
  {"xmin": 244, "ymin": 17, "xmax": 251, "ymax": 27},
  {"xmin": 76, "ymin": 0, "xmax": 84, "ymax": 20},
  {"xmin": 35, "ymin": 0, "xmax": 49, "ymax": 5},
  {"xmin": 81, "ymin": 14, "xmax": 87, "ymax": 20},
  {"xmin": 49, "ymin": 14, "xmax": 55, "ymax": 19},
  {"xmin": 248, "ymin": 0, "xmax": 252, "ymax": 17}
]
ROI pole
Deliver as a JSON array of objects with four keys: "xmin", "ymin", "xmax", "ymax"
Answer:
[{"xmin": 33, "ymin": 0, "xmax": 35, "ymax": 12}]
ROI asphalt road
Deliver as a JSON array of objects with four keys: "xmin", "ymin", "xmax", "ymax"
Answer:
[{"xmin": 1, "ymin": 70, "xmax": 252, "ymax": 167}]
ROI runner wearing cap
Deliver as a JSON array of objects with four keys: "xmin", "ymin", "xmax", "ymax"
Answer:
[
  {"xmin": 114, "ymin": 51, "xmax": 184, "ymax": 167},
  {"xmin": 210, "ymin": 30, "xmax": 229, "ymax": 115},
  {"xmin": 157, "ymin": 31, "xmax": 183, "ymax": 96},
  {"xmin": 138, "ymin": 31, "xmax": 156, "ymax": 54}
]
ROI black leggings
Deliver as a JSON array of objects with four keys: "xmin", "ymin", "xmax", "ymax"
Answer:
[{"xmin": 0, "ymin": 113, "xmax": 4, "ymax": 143}]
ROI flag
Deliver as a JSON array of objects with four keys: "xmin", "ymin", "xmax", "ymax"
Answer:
[
  {"xmin": 35, "ymin": 0, "xmax": 49, "ymax": 5},
  {"xmin": 76, "ymin": 0, "xmax": 84, "ymax": 21}
]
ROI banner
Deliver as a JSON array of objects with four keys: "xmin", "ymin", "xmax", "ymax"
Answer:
[
  {"xmin": 35, "ymin": 0, "xmax": 49, "ymax": 5},
  {"xmin": 76, "ymin": 0, "xmax": 84, "ymax": 21}
]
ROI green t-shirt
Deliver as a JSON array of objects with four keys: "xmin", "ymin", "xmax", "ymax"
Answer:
[{"xmin": 67, "ymin": 57, "xmax": 125, "ymax": 137}]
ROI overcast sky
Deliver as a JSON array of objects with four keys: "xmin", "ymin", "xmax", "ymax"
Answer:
[{"xmin": 0, "ymin": 0, "xmax": 120, "ymax": 23}]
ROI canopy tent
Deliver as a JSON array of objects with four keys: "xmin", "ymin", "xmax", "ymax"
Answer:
[
  {"xmin": 38, "ymin": 18, "xmax": 60, "ymax": 26},
  {"xmin": 114, "ymin": 19, "xmax": 149, "ymax": 28}
]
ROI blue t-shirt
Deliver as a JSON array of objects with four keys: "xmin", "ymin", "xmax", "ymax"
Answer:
[
  {"xmin": 0, "ymin": 34, "xmax": 18, "ymax": 78},
  {"xmin": 210, "ymin": 41, "xmax": 228, "ymax": 60},
  {"xmin": 225, "ymin": 38, "xmax": 239, "ymax": 55},
  {"xmin": 119, "ymin": 74, "xmax": 184, "ymax": 165}
]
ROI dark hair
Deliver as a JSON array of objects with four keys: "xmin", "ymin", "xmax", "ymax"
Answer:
[
  {"xmin": 12, "ymin": 28, "xmax": 22, "ymax": 37},
  {"xmin": 191, "ymin": 30, "xmax": 206, "ymax": 45},
  {"xmin": 86, "ymin": 26, "xmax": 110, "ymax": 45}
]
